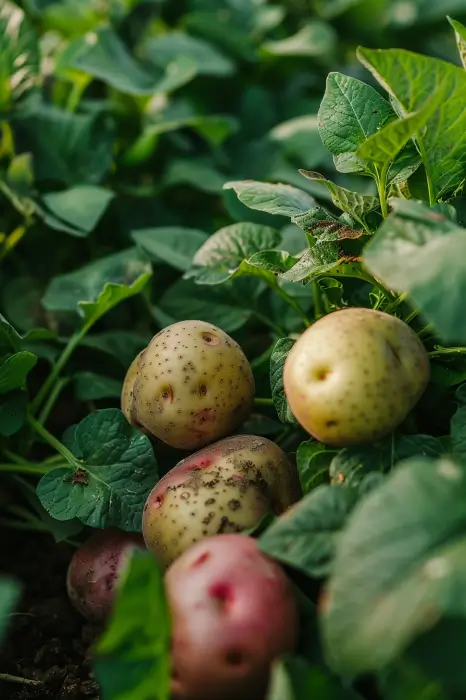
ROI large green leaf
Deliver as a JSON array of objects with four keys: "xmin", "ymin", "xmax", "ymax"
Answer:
[
  {"xmin": 364, "ymin": 199, "xmax": 466, "ymax": 344},
  {"xmin": 317, "ymin": 72, "xmax": 394, "ymax": 175},
  {"xmin": 36, "ymin": 409, "xmax": 159, "ymax": 531},
  {"xmin": 0, "ymin": 1, "xmax": 40, "ymax": 110},
  {"xmin": 357, "ymin": 47, "xmax": 466, "ymax": 198},
  {"xmin": 132, "ymin": 227, "xmax": 209, "ymax": 272},
  {"xmin": 42, "ymin": 248, "xmax": 152, "ymax": 326},
  {"xmin": 143, "ymin": 31, "xmax": 234, "ymax": 77},
  {"xmin": 0, "ymin": 351, "xmax": 37, "ymax": 394},
  {"xmin": 186, "ymin": 222, "xmax": 281, "ymax": 284},
  {"xmin": 223, "ymin": 181, "xmax": 316, "ymax": 221},
  {"xmin": 260, "ymin": 484, "xmax": 360, "ymax": 578},
  {"xmin": 448, "ymin": 17, "xmax": 466, "ymax": 69},
  {"xmin": 94, "ymin": 551, "xmax": 171, "ymax": 700},
  {"xmin": 74, "ymin": 372, "xmax": 122, "ymax": 401},
  {"xmin": 321, "ymin": 456, "xmax": 466, "ymax": 680},
  {"xmin": 0, "ymin": 577, "xmax": 21, "ymax": 646}
]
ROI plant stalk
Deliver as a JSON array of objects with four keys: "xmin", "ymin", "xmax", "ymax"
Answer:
[{"xmin": 27, "ymin": 415, "xmax": 80, "ymax": 468}]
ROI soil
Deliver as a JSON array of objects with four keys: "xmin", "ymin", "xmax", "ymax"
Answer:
[{"xmin": 1, "ymin": 528, "xmax": 100, "ymax": 700}]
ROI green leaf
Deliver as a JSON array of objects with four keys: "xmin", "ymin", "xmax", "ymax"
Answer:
[
  {"xmin": 263, "ymin": 21, "xmax": 336, "ymax": 57},
  {"xmin": 162, "ymin": 158, "xmax": 227, "ymax": 194},
  {"xmin": 223, "ymin": 181, "xmax": 316, "ymax": 221},
  {"xmin": 61, "ymin": 28, "xmax": 196, "ymax": 96},
  {"xmin": 329, "ymin": 435, "xmax": 444, "ymax": 487},
  {"xmin": 297, "ymin": 440, "xmax": 336, "ymax": 494},
  {"xmin": 42, "ymin": 248, "xmax": 152, "ymax": 326},
  {"xmin": 357, "ymin": 47, "xmax": 466, "ymax": 198},
  {"xmin": 0, "ymin": 351, "xmax": 37, "ymax": 394},
  {"xmin": 36, "ymin": 409, "xmax": 158, "ymax": 531},
  {"xmin": 298, "ymin": 171, "xmax": 379, "ymax": 227},
  {"xmin": 451, "ymin": 405, "xmax": 466, "ymax": 459},
  {"xmin": 157, "ymin": 278, "xmax": 256, "ymax": 333},
  {"xmin": 448, "ymin": 16, "xmax": 466, "ymax": 69},
  {"xmin": 132, "ymin": 227, "xmax": 208, "ymax": 272},
  {"xmin": 260, "ymin": 484, "xmax": 360, "ymax": 578},
  {"xmin": 40, "ymin": 186, "xmax": 115, "ymax": 236},
  {"xmin": 279, "ymin": 243, "xmax": 339, "ymax": 283},
  {"xmin": 270, "ymin": 116, "xmax": 331, "ymax": 171},
  {"xmin": 143, "ymin": 31, "xmax": 234, "ymax": 77},
  {"xmin": 317, "ymin": 72, "xmax": 394, "ymax": 175},
  {"xmin": 186, "ymin": 222, "xmax": 281, "ymax": 284},
  {"xmin": 0, "ymin": 390, "xmax": 28, "ymax": 436},
  {"xmin": 0, "ymin": 1, "xmax": 40, "ymax": 110},
  {"xmin": 321, "ymin": 455, "xmax": 466, "ymax": 678},
  {"xmin": 0, "ymin": 577, "xmax": 21, "ymax": 646},
  {"xmin": 270, "ymin": 338, "xmax": 298, "ymax": 424},
  {"xmin": 267, "ymin": 656, "xmax": 362, "ymax": 700},
  {"xmin": 94, "ymin": 550, "xmax": 171, "ymax": 700},
  {"xmin": 80, "ymin": 332, "xmax": 149, "ymax": 368},
  {"xmin": 357, "ymin": 88, "xmax": 444, "ymax": 173},
  {"xmin": 74, "ymin": 372, "xmax": 122, "ymax": 401},
  {"xmin": 364, "ymin": 199, "xmax": 466, "ymax": 344}
]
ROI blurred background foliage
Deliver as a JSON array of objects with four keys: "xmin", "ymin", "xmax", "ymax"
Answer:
[{"xmin": 1, "ymin": 0, "xmax": 465, "ymax": 439}]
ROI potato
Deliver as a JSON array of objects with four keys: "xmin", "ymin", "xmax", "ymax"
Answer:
[
  {"xmin": 66, "ymin": 528, "xmax": 145, "ymax": 623},
  {"xmin": 142, "ymin": 434, "xmax": 301, "ymax": 568},
  {"xmin": 284, "ymin": 307, "xmax": 430, "ymax": 446},
  {"xmin": 166, "ymin": 534, "xmax": 299, "ymax": 700},
  {"xmin": 121, "ymin": 351, "xmax": 143, "ymax": 426},
  {"xmin": 122, "ymin": 320, "xmax": 255, "ymax": 450}
]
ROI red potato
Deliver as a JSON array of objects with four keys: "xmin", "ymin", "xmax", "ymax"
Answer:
[
  {"xmin": 142, "ymin": 434, "xmax": 302, "ymax": 569},
  {"xmin": 66, "ymin": 528, "xmax": 145, "ymax": 624},
  {"xmin": 166, "ymin": 534, "xmax": 299, "ymax": 700}
]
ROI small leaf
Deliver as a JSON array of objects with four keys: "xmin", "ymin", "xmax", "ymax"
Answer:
[
  {"xmin": 0, "ymin": 577, "xmax": 21, "ymax": 645},
  {"xmin": 42, "ymin": 248, "xmax": 152, "ymax": 326},
  {"xmin": 263, "ymin": 21, "xmax": 336, "ymax": 57},
  {"xmin": 317, "ymin": 72, "xmax": 394, "ymax": 175},
  {"xmin": 0, "ymin": 351, "xmax": 37, "ymax": 394},
  {"xmin": 321, "ymin": 456, "xmax": 466, "ymax": 678},
  {"xmin": 270, "ymin": 338, "xmax": 298, "ymax": 424},
  {"xmin": 223, "ymin": 181, "xmax": 316, "ymax": 220},
  {"xmin": 40, "ymin": 186, "xmax": 115, "ymax": 236},
  {"xmin": 94, "ymin": 550, "xmax": 171, "ymax": 700},
  {"xmin": 0, "ymin": 314, "xmax": 22, "ymax": 352},
  {"xmin": 299, "ymin": 171, "xmax": 379, "ymax": 226},
  {"xmin": 186, "ymin": 222, "xmax": 281, "ymax": 285},
  {"xmin": 80, "ymin": 331, "xmax": 149, "ymax": 369},
  {"xmin": 36, "ymin": 409, "xmax": 159, "ymax": 531},
  {"xmin": 132, "ymin": 227, "xmax": 209, "ymax": 272},
  {"xmin": 448, "ymin": 16, "xmax": 466, "ymax": 69},
  {"xmin": 267, "ymin": 656, "xmax": 362, "ymax": 700},
  {"xmin": 0, "ymin": 390, "xmax": 28, "ymax": 436},
  {"xmin": 364, "ymin": 199, "xmax": 466, "ymax": 344},
  {"xmin": 260, "ymin": 484, "xmax": 360, "ymax": 578},
  {"xmin": 280, "ymin": 243, "xmax": 339, "ymax": 284},
  {"xmin": 297, "ymin": 440, "xmax": 336, "ymax": 493},
  {"xmin": 143, "ymin": 31, "xmax": 234, "ymax": 77},
  {"xmin": 74, "ymin": 372, "xmax": 122, "ymax": 401},
  {"xmin": 451, "ymin": 405, "xmax": 466, "ymax": 459}
]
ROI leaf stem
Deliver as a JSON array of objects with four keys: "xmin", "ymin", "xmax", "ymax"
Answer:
[
  {"xmin": 0, "ymin": 673, "xmax": 42, "ymax": 687},
  {"xmin": 271, "ymin": 282, "xmax": 311, "ymax": 327},
  {"xmin": 30, "ymin": 325, "xmax": 89, "ymax": 416},
  {"xmin": 27, "ymin": 415, "xmax": 80, "ymax": 467},
  {"xmin": 38, "ymin": 377, "xmax": 70, "ymax": 426},
  {"xmin": 417, "ymin": 139, "xmax": 436, "ymax": 206},
  {"xmin": 0, "ymin": 463, "xmax": 50, "ymax": 476},
  {"xmin": 377, "ymin": 162, "xmax": 390, "ymax": 219},
  {"xmin": 428, "ymin": 346, "xmax": 466, "ymax": 359},
  {"xmin": 312, "ymin": 280, "xmax": 323, "ymax": 320},
  {"xmin": 254, "ymin": 398, "xmax": 274, "ymax": 407}
]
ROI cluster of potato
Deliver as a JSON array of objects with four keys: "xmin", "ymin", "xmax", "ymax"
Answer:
[{"xmin": 67, "ymin": 310, "xmax": 430, "ymax": 699}]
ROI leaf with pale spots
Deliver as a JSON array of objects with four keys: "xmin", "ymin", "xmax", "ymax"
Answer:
[
  {"xmin": 270, "ymin": 338, "xmax": 298, "ymax": 424},
  {"xmin": 321, "ymin": 456, "xmax": 466, "ymax": 682},
  {"xmin": 36, "ymin": 409, "xmax": 159, "ymax": 531}
]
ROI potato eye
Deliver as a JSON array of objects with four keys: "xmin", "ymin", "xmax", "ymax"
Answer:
[
  {"xmin": 201, "ymin": 332, "xmax": 220, "ymax": 346},
  {"xmin": 161, "ymin": 385, "xmax": 174, "ymax": 402},
  {"xmin": 199, "ymin": 384, "xmax": 207, "ymax": 396}
]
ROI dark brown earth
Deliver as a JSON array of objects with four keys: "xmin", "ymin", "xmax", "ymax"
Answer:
[{"xmin": 1, "ymin": 529, "xmax": 100, "ymax": 700}]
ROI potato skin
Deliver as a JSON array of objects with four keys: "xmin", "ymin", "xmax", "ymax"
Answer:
[
  {"xmin": 142, "ymin": 435, "xmax": 301, "ymax": 568},
  {"xmin": 66, "ymin": 528, "xmax": 145, "ymax": 623},
  {"xmin": 121, "ymin": 351, "xmax": 144, "ymax": 426},
  {"xmin": 166, "ymin": 534, "xmax": 299, "ymax": 700},
  {"xmin": 126, "ymin": 320, "xmax": 254, "ymax": 450},
  {"xmin": 284, "ymin": 307, "xmax": 430, "ymax": 446}
]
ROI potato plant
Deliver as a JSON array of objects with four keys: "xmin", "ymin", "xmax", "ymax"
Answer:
[{"xmin": 1, "ymin": 3, "xmax": 466, "ymax": 700}]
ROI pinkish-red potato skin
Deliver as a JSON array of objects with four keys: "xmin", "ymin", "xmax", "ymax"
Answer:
[
  {"xmin": 166, "ymin": 534, "xmax": 299, "ymax": 700},
  {"xmin": 66, "ymin": 528, "xmax": 146, "ymax": 624},
  {"xmin": 142, "ymin": 435, "xmax": 302, "ymax": 568}
]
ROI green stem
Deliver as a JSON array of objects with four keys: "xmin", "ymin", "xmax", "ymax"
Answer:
[
  {"xmin": 0, "ymin": 463, "xmax": 50, "ymax": 476},
  {"xmin": 417, "ymin": 139, "xmax": 436, "ymax": 206},
  {"xmin": 272, "ymin": 282, "xmax": 310, "ymax": 327},
  {"xmin": 312, "ymin": 280, "xmax": 323, "ymax": 320},
  {"xmin": 38, "ymin": 377, "xmax": 70, "ymax": 426},
  {"xmin": 251, "ymin": 309, "xmax": 284, "ymax": 336},
  {"xmin": 254, "ymin": 397, "xmax": 274, "ymax": 407},
  {"xmin": 428, "ymin": 346, "xmax": 466, "ymax": 359},
  {"xmin": 1, "ymin": 449, "xmax": 29, "ymax": 466},
  {"xmin": 30, "ymin": 325, "xmax": 88, "ymax": 416},
  {"xmin": 0, "ymin": 673, "xmax": 42, "ymax": 687},
  {"xmin": 0, "ymin": 517, "xmax": 50, "ymax": 533},
  {"xmin": 377, "ymin": 162, "xmax": 390, "ymax": 219},
  {"xmin": 27, "ymin": 415, "xmax": 80, "ymax": 467}
]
